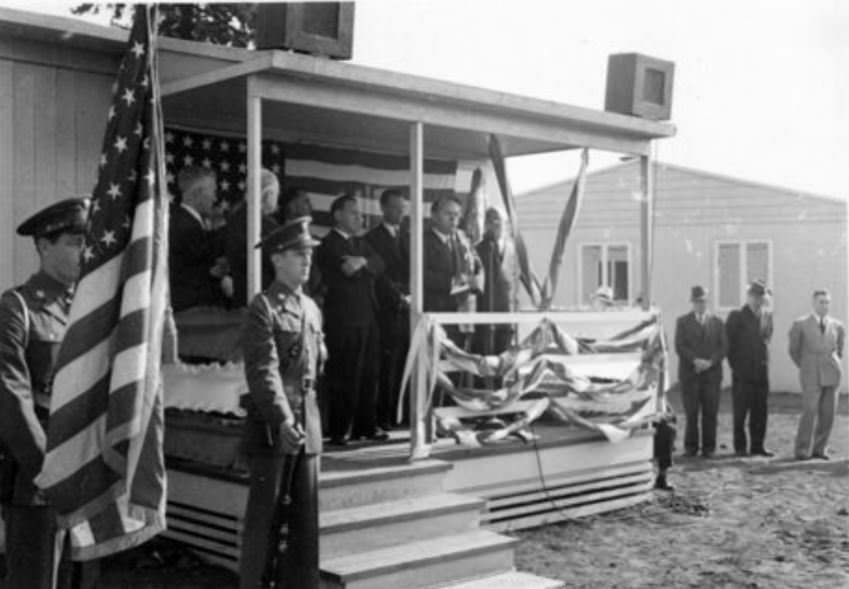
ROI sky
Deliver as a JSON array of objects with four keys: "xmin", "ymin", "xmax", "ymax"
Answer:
[{"xmin": 5, "ymin": 0, "xmax": 848, "ymax": 198}]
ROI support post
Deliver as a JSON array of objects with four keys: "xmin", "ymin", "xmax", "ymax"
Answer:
[
  {"xmin": 639, "ymin": 151, "xmax": 654, "ymax": 311},
  {"xmin": 246, "ymin": 79, "xmax": 263, "ymax": 301},
  {"xmin": 409, "ymin": 121, "xmax": 429, "ymax": 460}
]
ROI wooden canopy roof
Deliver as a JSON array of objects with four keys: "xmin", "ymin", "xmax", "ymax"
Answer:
[{"xmin": 0, "ymin": 6, "xmax": 675, "ymax": 160}]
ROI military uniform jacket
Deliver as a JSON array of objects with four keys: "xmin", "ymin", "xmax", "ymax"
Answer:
[
  {"xmin": 0, "ymin": 272, "xmax": 73, "ymax": 505},
  {"xmin": 242, "ymin": 281, "xmax": 325, "ymax": 456},
  {"xmin": 788, "ymin": 314, "xmax": 845, "ymax": 389}
]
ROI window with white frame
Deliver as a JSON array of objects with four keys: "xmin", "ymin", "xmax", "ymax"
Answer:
[
  {"xmin": 580, "ymin": 243, "xmax": 631, "ymax": 304},
  {"xmin": 715, "ymin": 240, "xmax": 772, "ymax": 309}
]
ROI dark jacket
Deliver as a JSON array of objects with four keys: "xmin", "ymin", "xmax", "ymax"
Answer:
[
  {"xmin": 365, "ymin": 223, "xmax": 409, "ymax": 315},
  {"xmin": 475, "ymin": 235, "xmax": 519, "ymax": 313},
  {"xmin": 423, "ymin": 228, "xmax": 481, "ymax": 313},
  {"xmin": 726, "ymin": 305, "xmax": 773, "ymax": 382},
  {"xmin": 315, "ymin": 229, "xmax": 384, "ymax": 329},
  {"xmin": 674, "ymin": 311, "xmax": 727, "ymax": 382},
  {"xmin": 224, "ymin": 202, "xmax": 279, "ymax": 307},
  {"xmin": 169, "ymin": 203, "xmax": 223, "ymax": 312},
  {"xmin": 0, "ymin": 272, "xmax": 73, "ymax": 505},
  {"xmin": 242, "ymin": 282, "xmax": 325, "ymax": 456}
]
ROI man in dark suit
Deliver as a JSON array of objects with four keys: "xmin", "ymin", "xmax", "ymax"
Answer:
[
  {"xmin": 169, "ymin": 166, "xmax": 229, "ymax": 311},
  {"xmin": 473, "ymin": 207, "xmax": 519, "ymax": 358},
  {"xmin": 423, "ymin": 195, "xmax": 482, "ymax": 349},
  {"xmin": 225, "ymin": 168, "xmax": 280, "ymax": 307},
  {"xmin": 240, "ymin": 218, "xmax": 324, "ymax": 589},
  {"xmin": 674, "ymin": 285, "xmax": 727, "ymax": 458},
  {"xmin": 0, "ymin": 198, "xmax": 99, "ymax": 588},
  {"xmin": 726, "ymin": 280, "xmax": 774, "ymax": 456},
  {"xmin": 316, "ymin": 194, "xmax": 386, "ymax": 445},
  {"xmin": 366, "ymin": 189, "xmax": 410, "ymax": 429}
]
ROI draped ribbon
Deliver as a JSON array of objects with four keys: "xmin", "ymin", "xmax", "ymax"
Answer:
[{"xmin": 399, "ymin": 314, "xmax": 665, "ymax": 450}]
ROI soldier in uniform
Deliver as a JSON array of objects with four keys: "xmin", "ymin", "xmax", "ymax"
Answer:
[
  {"xmin": 0, "ymin": 197, "xmax": 99, "ymax": 589},
  {"xmin": 239, "ymin": 217, "xmax": 325, "ymax": 589}
]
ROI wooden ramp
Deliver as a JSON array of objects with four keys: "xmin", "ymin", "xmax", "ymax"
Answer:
[{"xmin": 165, "ymin": 457, "xmax": 563, "ymax": 587}]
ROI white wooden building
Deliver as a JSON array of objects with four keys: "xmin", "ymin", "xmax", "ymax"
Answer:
[{"xmin": 516, "ymin": 160, "xmax": 848, "ymax": 393}]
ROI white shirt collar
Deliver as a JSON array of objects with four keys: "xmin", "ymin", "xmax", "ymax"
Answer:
[
  {"xmin": 334, "ymin": 227, "xmax": 351, "ymax": 240},
  {"xmin": 180, "ymin": 202, "xmax": 206, "ymax": 229},
  {"xmin": 432, "ymin": 227, "xmax": 452, "ymax": 244},
  {"xmin": 383, "ymin": 222, "xmax": 399, "ymax": 237}
]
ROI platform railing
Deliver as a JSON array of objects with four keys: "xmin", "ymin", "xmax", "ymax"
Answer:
[{"xmin": 407, "ymin": 307, "xmax": 664, "ymax": 459}]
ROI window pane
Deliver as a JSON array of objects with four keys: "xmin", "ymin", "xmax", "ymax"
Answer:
[
  {"xmin": 607, "ymin": 246, "xmax": 629, "ymax": 301},
  {"xmin": 718, "ymin": 243, "xmax": 741, "ymax": 307},
  {"xmin": 746, "ymin": 242, "xmax": 769, "ymax": 285},
  {"xmin": 582, "ymin": 245, "xmax": 603, "ymax": 303}
]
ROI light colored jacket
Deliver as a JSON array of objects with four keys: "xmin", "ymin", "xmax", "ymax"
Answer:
[{"xmin": 788, "ymin": 314, "xmax": 845, "ymax": 389}]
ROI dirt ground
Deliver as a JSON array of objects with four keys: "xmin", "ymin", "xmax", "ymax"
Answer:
[
  {"xmin": 3, "ymin": 392, "xmax": 845, "ymax": 588},
  {"xmin": 515, "ymin": 391, "xmax": 849, "ymax": 589}
]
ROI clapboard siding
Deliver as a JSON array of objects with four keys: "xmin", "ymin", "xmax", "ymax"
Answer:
[
  {"xmin": 520, "ymin": 162, "xmax": 844, "ymax": 229},
  {"xmin": 0, "ymin": 57, "xmax": 112, "ymax": 291},
  {"xmin": 516, "ymin": 161, "xmax": 847, "ymax": 393}
]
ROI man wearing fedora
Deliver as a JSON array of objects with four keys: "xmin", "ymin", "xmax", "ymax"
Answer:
[
  {"xmin": 674, "ymin": 285, "xmax": 727, "ymax": 458},
  {"xmin": 788, "ymin": 289, "xmax": 845, "ymax": 460},
  {"xmin": 726, "ymin": 280, "xmax": 774, "ymax": 457}
]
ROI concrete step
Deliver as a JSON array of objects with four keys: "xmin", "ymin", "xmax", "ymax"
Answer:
[
  {"xmin": 441, "ymin": 571, "xmax": 565, "ymax": 589},
  {"xmin": 319, "ymin": 458, "xmax": 452, "ymax": 511},
  {"xmin": 321, "ymin": 492, "xmax": 484, "ymax": 559},
  {"xmin": 319, "ymin": 529, "xmax": 517, "ymax": 589}
]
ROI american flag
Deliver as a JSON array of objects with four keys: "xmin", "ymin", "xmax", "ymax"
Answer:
[
  {"xmin": 35, "ymin": 6, "xmax": 170, "ymax": 560},
  {"xmin": 162, "ymin": 127, "xmax": 459, "ymax": 237}
]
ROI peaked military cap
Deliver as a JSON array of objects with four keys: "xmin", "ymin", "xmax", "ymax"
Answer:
[
  {"xmin": 256, "ymin": 216, "xmax": 320, "ymax": 252},
  {"xmin": 17, "ymin": 197, "xmax": 90, "ymax": 237}
]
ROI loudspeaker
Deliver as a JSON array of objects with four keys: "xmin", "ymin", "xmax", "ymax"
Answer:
[
  {"xmin": 605, "ymin": 53, "xmax": 674, "ymax": 121},
  {"xmin": 255, "ymin": 2, "xmax": 355, "ymax": 60}
]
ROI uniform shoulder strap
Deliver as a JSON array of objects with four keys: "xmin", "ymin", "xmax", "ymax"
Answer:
[{"xmin": 7, "ymin": 289, "xmax": 29, "ymax": 348}]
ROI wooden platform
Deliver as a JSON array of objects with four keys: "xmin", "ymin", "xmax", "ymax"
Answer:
[{"xmin": 164, "ymin": 422, "xmax": 653, "ymax": 576}]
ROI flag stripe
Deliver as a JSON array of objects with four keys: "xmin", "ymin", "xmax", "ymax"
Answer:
[
  {"xmin": 284, "ymin": 142, "xmax": 457, "ymax": 174},
  {"xmin": 285, "ymin": 159, "xmax": 456, "ymax": 188},
  {"xmin": 55, "ymin": 235, "xmax": 152, "ymax": 373},
  {"xmin": 46, "ymin": 373, "xmax": 110, "ymax": 450}
]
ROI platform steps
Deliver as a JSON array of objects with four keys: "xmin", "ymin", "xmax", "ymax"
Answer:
[{"xmin": 319, "ymin": 458, "xmax": 563, "ymax": 589}]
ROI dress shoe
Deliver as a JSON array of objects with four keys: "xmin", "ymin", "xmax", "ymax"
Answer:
[
  {"xmin": 734, "ymin": 450, "xmax": 749, "ymax": 457},
  {"xmin": 811, "ymin": 453, "xmax": 830, "ymax": 461},
  {"xmin": 328, "ymin": 437, "xmax": 348, "ymax": 447},
  {"xmin": 795, "ymin": 454, "xmax": 810, "ymax": 461},
  {"xmin": 654, "ymin": 475, "xmax": 674, "ymax": 492},
  {"xmin": 683, "ymin": 449, "xmax": 698, "ymax": 457},
  {"xmin": 701, "ymin": 450, "xmax": 714, "ymax": 459},
  {"xmin": 365, "ymin": 431, "xmax": 390, "ymax": 442},
  {"xmin": 750, "ymin": 448, "xmax": 774, "ymax": 457}
]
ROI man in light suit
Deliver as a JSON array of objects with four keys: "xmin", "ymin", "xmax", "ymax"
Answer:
[
  {"xmin": 788, "ymin": 289, "xmax": 845, "ymax": 460},
  {"xmin": 674, "ymin": 285, "xmax": 727, "ymax": 458}
]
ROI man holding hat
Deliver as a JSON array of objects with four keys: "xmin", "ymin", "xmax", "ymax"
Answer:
[
  {"xmin": 239, "ymin": 217, "xmax": 325, "ymax": 589},
  {"xmin": 674, "ymin": 285, "xmax": 727, "ymax": 457},
  {"xmin": 0, "ymin": 198, "xmax": 99, "ymax": 588},
  {"xmin": 726, "ymin": 280, "xmax": 775, "ymax": 457}
]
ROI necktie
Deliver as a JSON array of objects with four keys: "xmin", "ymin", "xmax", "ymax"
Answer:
[{"xmin": 820, "ymin": 317, "xmax": 825, "ymax": 334}]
